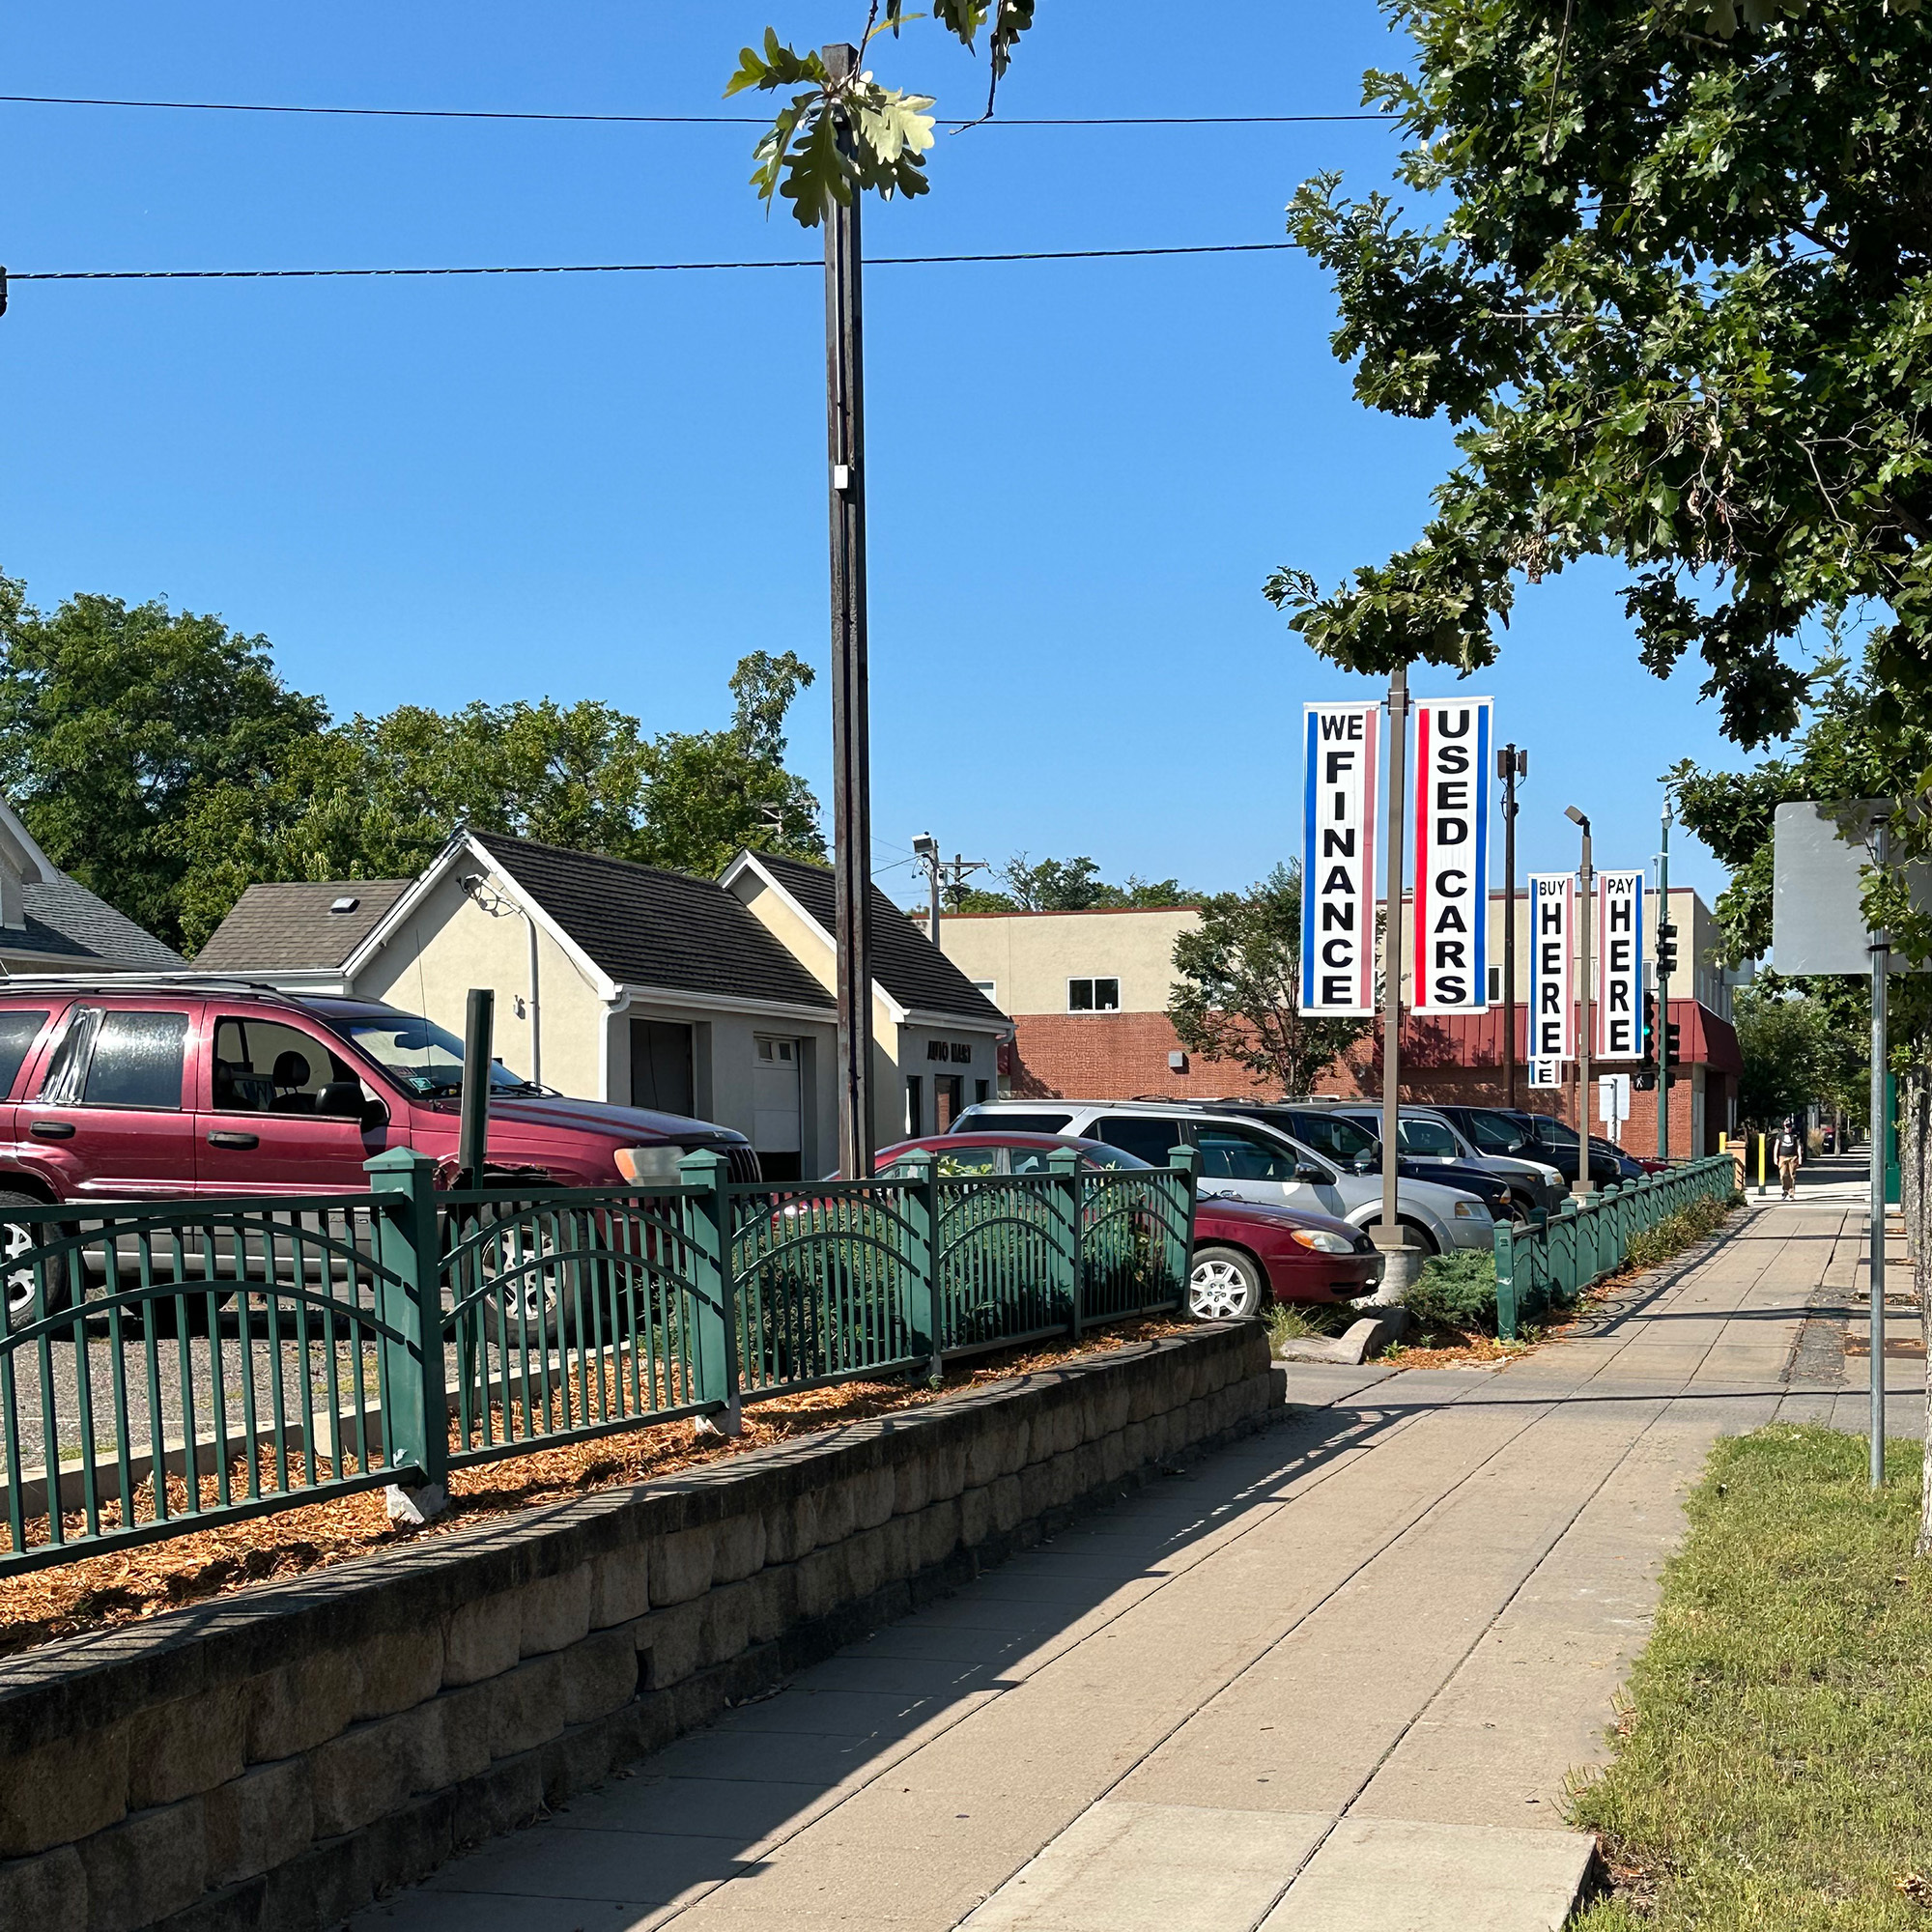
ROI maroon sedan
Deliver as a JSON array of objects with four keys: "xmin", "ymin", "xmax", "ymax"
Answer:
[{"xmin": 873, "ymin": 1132, "xmax": 1382, "ymax": 1320}]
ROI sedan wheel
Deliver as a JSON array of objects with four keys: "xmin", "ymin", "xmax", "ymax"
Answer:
[{"xmin": 1187, "ymin": 1246, "xmax": 1264, "ymax": 1321}]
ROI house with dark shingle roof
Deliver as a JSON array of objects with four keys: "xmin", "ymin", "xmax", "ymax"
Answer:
[
  {"xmin": 192, "ymin": 830, "xmax": 1009, "ymax": 1176},
  {"xmin": 0, "ymin": 795, "xmax": 185, "ymax": 974},
  {"xmin": 723, "ymin": 851, "xmax": 1011, "ymax": 1142}
]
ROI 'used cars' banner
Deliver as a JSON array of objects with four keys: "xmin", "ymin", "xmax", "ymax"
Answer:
[
  {"xmin": 1527, "ymin": 872, "xmax": 1575, "ymax": 1061},
  {"xmin": 1595, "ymin": 870, "xmax": 1646, "ymax": 1060},
  {"xmin": 1301, "ymin": 701, "xmax": 1379, "ymax": 1016},
  {"xmin": 1410, "ymin": 696, "xmax": 1492, "ymax": 1011}
]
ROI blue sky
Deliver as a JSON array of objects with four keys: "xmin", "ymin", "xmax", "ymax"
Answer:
[{"xmin": 1, "ymin": 2, "xmax": 1770, "ymax": 908}]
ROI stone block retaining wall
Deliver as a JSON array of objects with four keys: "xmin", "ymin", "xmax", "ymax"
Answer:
[{"xmin": 0, "ymin": 1321, "xmax": 1274, "ymax": 1932}]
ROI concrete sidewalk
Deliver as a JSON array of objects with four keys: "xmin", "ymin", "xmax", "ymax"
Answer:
[{"xmin": 350, "ymin": 1200, "xmax": 1915, "ymax": 1932}]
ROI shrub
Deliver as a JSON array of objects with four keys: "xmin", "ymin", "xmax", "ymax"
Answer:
[{"xmin": 1402, "ymin": 1247, "xmax": 1499, "ymax": 1336}]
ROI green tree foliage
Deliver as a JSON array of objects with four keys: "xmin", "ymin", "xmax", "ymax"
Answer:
[
  {"xmin": 1167, "ymin": 864, "xmax": 1372, "ymax": 1094},
  {"xmin": 952, "ymin": 854, "xmax": 1193, "ymax": 914},
  {"xmin": 728, "ymin": 4, "xmax": 1038, "ymax": 225},
  {"xmin": 0, "ymin": 570, "xmax": 825, "ymax": 952},
  {"xmin": 174, "ymin": 650, "xmax": 825, "ymax": 951},
  {"xmin": 1274, "ymin": 1, "xmax": 1932, "ymax": 753},
  {"xmin": 0, "ymin": 572, "xmax": 327, "ymax": 951},
  {"xmin": 1732, "ymin": 980, "xmax": 1833, "ymax": 1127}
]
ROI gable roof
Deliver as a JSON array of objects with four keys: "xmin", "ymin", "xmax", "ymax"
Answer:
[
  {"xmin": 194, "ymin": 880, "xmax": 413, "ymax": 972},
  {"xmin": 1, "ymin": 872, "xmax": 187, "ymax": 972},
  {"xmin": 745, "ymin": 853, "xmax": 1009, "ymax": 1026},
  {"xmin": 471, "ymin": 833, "xmax": 836, "ymax": 1011}
]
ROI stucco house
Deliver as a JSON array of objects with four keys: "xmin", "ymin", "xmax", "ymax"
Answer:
[{"xmin": 194, "ymin": 833, "xmax": 1010, "ymax": 1178}]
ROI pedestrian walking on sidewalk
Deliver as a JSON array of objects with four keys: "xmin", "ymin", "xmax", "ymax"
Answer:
[{"xmin": 1776, "ymin": 1119, "xmax": 1803, "ymax": 1198}]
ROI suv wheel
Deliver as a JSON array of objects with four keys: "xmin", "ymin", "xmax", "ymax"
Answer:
[
  {"xmin": 1188, "ymin": 1246, "xmax": 1264, "ymax": 1321},
  {"xmin": 0, "ymin": 1192, "xmax": 69, "ymax": 1322}
]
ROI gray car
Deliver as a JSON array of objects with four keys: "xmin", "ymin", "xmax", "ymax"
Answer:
[{"xmin": 950, "ymin": 1099, "xmax": 1495, "ymax": 1256}]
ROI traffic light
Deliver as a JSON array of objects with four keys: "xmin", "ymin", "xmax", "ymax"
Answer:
[
  {"xmin": 1664, "ymin": 1019, "xmax": 1683, "ymax": 1069},
  {"xmin": 1655, "ymin": 921, "xmax": 1679, "ymax": 979},
  {"xmin": 1641, "ymin": 990, "xmax": 1658, "ymax": 1065}
]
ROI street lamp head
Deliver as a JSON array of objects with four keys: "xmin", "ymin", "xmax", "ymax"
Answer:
[
  {"xmin": 911, "ymin": 834, "xmax": 939, "ymax": 861},
  {"xmin": 1564, "ymin": 805, "xmax": 1589, "ymax": 830}
]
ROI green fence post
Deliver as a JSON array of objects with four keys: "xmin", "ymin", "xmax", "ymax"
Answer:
[
  {"xmin": 366, "ymin": 1147, "xmax": 447, "ymax": 1509},
  {"xmin": 1553, "ymin": 1199, "xmax": 1577, "ymax": 1301},
  {"xmin": 1168, "ymin": 1146, "xmax": 1202, "ymax": 1315},
  {"xmin": 897, "ymin": 1150, "xmax": 942, "ymax": 1381},
  {"xmin": 679, "ymin": 1149, "xmax": 741, "ymax": 1435},
  {"xmin": 1049, "ymin": 1149, "xmax": 1085, "ymax": 1336},
  {"xmin": 1494, "ymin": 1222, "xmax": 1519, "ymax": 1341}
]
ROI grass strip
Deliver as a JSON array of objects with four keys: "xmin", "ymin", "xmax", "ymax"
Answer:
[{"xmin": 1573, "ymin": 1424, "xmax": 1932, "ymax": 1928}]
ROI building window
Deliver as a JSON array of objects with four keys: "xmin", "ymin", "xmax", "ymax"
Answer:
[
  {"xmin": 972, "ymin": 979, "xmax": 997, "ymax": 1004},
  {"xmin": 1488, "ymin": 966, "xmax": 1501, "ymax": 1004},
  {"xmin": 905, "ymin": 1075, "xmax": 923, "ymax": 1137},
  {"xmin": 975, "ymin": 1079, "xmax": 990, "ymax": 1105},
  {"xmin": 1068, "ymin": 977, "xmax": 1121, "ymax": 1012}
]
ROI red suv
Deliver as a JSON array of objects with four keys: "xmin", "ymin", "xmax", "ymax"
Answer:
[{"xmin": 0, "ymin": 979, "xmax": 755, "ymax": 1305}]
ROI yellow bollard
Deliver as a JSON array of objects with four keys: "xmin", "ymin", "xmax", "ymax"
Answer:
[{"xmin": 1757, "ymin": 1132, "xmax": 1767, "ymax": 1196}]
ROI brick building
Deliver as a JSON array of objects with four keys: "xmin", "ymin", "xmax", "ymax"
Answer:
[{"xmin": 940, "ymin": 888, "xmax": 1741, "ymax": 1156}]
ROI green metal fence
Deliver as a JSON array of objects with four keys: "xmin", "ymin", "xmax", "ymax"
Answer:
[
  {"xmin": 1492, "ymin": 1152, "xmax": 1738, "ymax": 1340},
  {"xmin": 0, "ymin": 1144, "xmax": 1198, "ymax": 1576}
]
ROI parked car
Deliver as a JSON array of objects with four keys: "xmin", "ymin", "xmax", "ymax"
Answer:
[
  {"xmin": 1431, "ymin": 1104, "xmax": 1639, "ymax": 1188},
  {"xmin": 1321, "ymin": 1104, "xmax": 1568, "ymax": 1215},
  {"xmin": 873, "ymin": 1131, "xmax": 1383, "ymax": 1318},
  {"xmin": 1208, "ymin": 1100, "xmax": 1552, "ymax": 1219},
  {"xmin": 948, "ymin": 1099, "xmax": 1494, "ymax": 1256},
  {"xmin": 0, "ymin": 977, "xmax": 758, "ymax": 1315}
]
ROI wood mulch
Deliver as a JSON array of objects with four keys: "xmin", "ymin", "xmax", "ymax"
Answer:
[{"xmin": 0, "ymin": 1319, "xmax": 1188, "ymax": 1662}]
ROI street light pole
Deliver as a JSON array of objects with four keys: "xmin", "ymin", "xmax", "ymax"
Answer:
[
  {"xmin": 1498, "ymin": 745, "xmax": 1527, "ymax": 1108},
  {"xmin": 1566, "ymin": 804, "xmax": 1594, "ymax": 1197},
  {"xmin": 1869, "ymin": 810, "xmax": 1891, "ymax": 1488},
  {"xmin": 1656, "ymin": 800, "xmax": 1672, "ymax": 1164},
  {"xmin": 1378, "ymin": 665, "xmax": 1410, "ymax": 1265},
  {"xmin": 823, "ymin": 43, "xmax": 874, "ymax": 1180}
]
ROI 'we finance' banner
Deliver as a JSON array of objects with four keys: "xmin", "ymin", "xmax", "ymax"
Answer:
[
  {"xmin": 1410, "ymin": 696, "xmax": 1492, "ymax": 1012},
  {"xmin": 1527, "ymin": 873, "xmax": 1576, "ymax": 1061},
  {"xmin": 1300, "ymin": 702, "xmax": 1379, "ymax": 1016}
]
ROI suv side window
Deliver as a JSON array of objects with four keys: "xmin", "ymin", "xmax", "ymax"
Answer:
[
  {"xmin": 1092, "ymin": 1115, "xmax": 1185, "ymax": 1165},
  {"xmin": 1197, "ymin": 1123, "xmax": 1307, "ymax": 1182},
  {"xmin": 213, "ymin": 1017, "xmax": 363, "ymax": 1117},
  {"xmin": 1288, "ymin": 1111, "xmax": 1376, "ymax": 1165},
  {"xmin": 1398, "ymin": 1118, "xmax": 1460, "ymax": 1157},
  {"xmin": 0, "ymin": 1010, "xmax": 50, "ymax": 1099},
  {"xmin": 1462, "ymin": 1112, "xmax": 1529, "ymax": 1154},
  {"xmin": 83, "ymin": 1011, "xmax": 190, "ymax": 1111}
]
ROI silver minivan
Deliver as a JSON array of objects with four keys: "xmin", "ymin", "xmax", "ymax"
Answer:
[{"xmin": 950, "ymin": 1099, "xmax": 1495, "ymax": 1255}]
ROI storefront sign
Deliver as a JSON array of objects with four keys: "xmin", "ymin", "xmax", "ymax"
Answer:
[
  {"xmin": 1300, "ymin": 701, "xmax": 1380, "ymax": 1016},
  {"xmin": 1527, "ymin": 872, "xmax": 1575, "ymax": 1061},
  {"xmin": 1410, "ymin": 696, "xmax": 1492, "ymax": 1011},
  {"xmin": 1595, "ymin": 870, "xmax": 1645, "ymax": 1060}
]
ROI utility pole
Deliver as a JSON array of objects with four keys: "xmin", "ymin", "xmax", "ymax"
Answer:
[
  {"xmin": 911, "ymin": 837, "xmax": 986, "ymax": 948},
  {"xmin": 1497, "ymin": 745, "xmax": 1527, "ymax": 1108},
  {"xmin": 913, "ymin": 834, "xmax": 941, "ymax": 944},
  {"xmin": 1656, "ymin": 799, "xmax": 1672, "ymax": 1163},
  {"xmin": 1566, "ymin": 804, "xmax": 1594, "ymax": 1196},
  {"xmin": 1376, "ymin": 665, "xmax": 1410, "ymax": 1275},
  {"xmin": 823, "ymin": 43, "xmax": 873, "ymax": 1180}
]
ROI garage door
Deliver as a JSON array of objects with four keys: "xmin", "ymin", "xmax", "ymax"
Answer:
[{"xmin": 753, "ymin": 1037, "xmax": 803, "ymax": 1171}]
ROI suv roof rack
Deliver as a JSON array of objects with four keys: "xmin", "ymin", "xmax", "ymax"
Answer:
[{"xmin": 0, "ymin": 973, "xmax": 292, "ymax": 997}]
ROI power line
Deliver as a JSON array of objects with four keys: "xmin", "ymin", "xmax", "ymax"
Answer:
[
  {"xmin": 3, "ymin": 242, "xmax": 1298, "ymax": 286},
  {"xmin": 0, "ymin": 91, "xmax": 1393, "ymax": 129}
]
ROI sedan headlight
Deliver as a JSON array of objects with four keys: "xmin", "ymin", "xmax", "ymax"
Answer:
[
  {"xmin": 1453, "ymin": 1199, "xmax": 1492, "ymax": 1219},
  {"xmin": 615, "ymin": 1144, "xmax": 685, "ymax": 1182},
  {"xmin": 1291, "ymin": 1229, "xmax": 1357, "ymax": 1255}
]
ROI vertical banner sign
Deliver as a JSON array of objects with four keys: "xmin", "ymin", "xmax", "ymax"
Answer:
[
  {"xmin": 1410, "ymin": 697, "xmax": 1493, "ymax": 1011},
  {"xmin": 1596, "ymin": 871, "xmax": 1645, "ymax": 1059},
  {"xmin": 1527, "ymin": 873, "xmax": 1576, "ymax": 1061},
  {"xmin": 1300, "ymin": 702, "xmax": 1380, "ymax": 1016}
]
